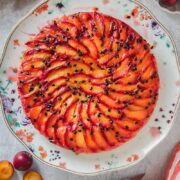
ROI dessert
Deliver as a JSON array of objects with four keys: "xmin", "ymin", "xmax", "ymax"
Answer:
[{"xmin": 18, "ymin": 12, "xmax": 160, "ymax": 153}]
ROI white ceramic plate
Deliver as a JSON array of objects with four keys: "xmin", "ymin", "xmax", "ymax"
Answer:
[{"xmin": 0, "ymin": 0, "xmax": 179, "ymax": 175}]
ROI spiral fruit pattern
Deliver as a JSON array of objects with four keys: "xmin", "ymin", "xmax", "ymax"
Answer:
[{"xmin": 18, "ymin": 12, "xmax": 160, "ymax": 153}]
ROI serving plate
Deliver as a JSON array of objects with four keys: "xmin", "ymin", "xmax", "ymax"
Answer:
[{"xmin": 0, "ymin": 0, "xmax": 179, "ymax": 175}]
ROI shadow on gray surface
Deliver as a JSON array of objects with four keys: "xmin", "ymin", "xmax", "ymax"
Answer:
[
  {"xmin": 13, "ymin": 0, "xmax": 37, "ymax": 10},
  {"xmin": 0, "ymin": 0, "xmax": 37, "ymax": 11}
]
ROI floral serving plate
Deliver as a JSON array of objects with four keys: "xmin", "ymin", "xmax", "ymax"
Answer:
[{"xmin": 0, "ymin": 0, "xmax": 179, "ymax": 175}]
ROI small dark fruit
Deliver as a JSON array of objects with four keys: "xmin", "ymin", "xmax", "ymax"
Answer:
[
  {"xmin": 13, "ymin": 151, "xmax": 33, "ymax": 171},
  {"xmin": 160, "ymin": 0, "xmax": 177, "ymax": 6}
]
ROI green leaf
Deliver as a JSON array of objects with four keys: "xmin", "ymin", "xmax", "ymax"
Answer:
[{"xmin": 15, "ymin": 121, "xmax": 20, "ymax": 127}]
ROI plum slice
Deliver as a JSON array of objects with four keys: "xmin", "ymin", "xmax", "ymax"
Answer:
[
  {"xmin": 68, "ymin": 39, "xmax": 88, "ymax": 55},
  {"xmin": 22, "ymin": 59, "xmax": 45, "ymax": 71},
  {"xmin": 107, "ymin": 48, "xmax": 128, "ymax": 67},
  {"xmin": 74, "ymin": 126, "xmax": 89, "ymax": 153},
  {"xmin": 81, "ymin": 38, "xmax": 98, "ymax": 59},
  {"xmin": 113, "ymin": 58, "xmax": 131, "ymax": 79},
  {"xmin": 22, "ymin": 50, "xmax": 51, "ymax": 62},
  {"xmin": 45, "ymin": 113, "xmax": 59, "ymax": 144},
  {"xmin": 109, "ymin": 83, "xmax": 138, "ymax": 93},
  {"xmin": 36, "ymin": 108, "xmax": 52, "ymax": 134},
  {"xmin": 116, "ymin": 118, "xmax": 143, "ymax": 131},
  {"xmin": 55, "ymin": 121, "xmax": 68, "ymax": 148},
  {"xmin": 55, "ymin": 45, "xmax": 78, "ymax": 58},
  {"xmin": 44, "ymin": 77, "xmax": 66, "ymax": 97},
  {"xmin": 18, "ymin": 69, "xmax": 42, "ymax": 82},
  {"xmin": 57, "ymin": 21, "xmax": 78, "ymax": 38},
  {"xmin": 102, "ymin": 126, "xmax": 120, "ymax": 147},
  {"xmin": 44, "ymin": 61, "xmax": 91, "ymax": 82},
  {"xmin": 65, "ymin": 101, "xmax": 81, "ymax": 125},
  {"xmin": 92, "ymin": 126, "xmax": 110, "ymax": 150},
  {"xmin": 124, "ymin": 109, "xmax": 148, "ymax": 121},
  {"xmin": 98, "ymin": 102, "xmax": 122, "ymax": 119},
  {"xmin": 65, "ymin": 128, "xmax": 77, "ymax": 151},
  {"xmin": 113, "ymin": 122, "xmax": 134, "ymax": 142},
  {"xmin": 98, "ymin": 95, "xmax": 125, "ymax": 109},
  {"xmin": 54, "ymin": 93, "xmax": 74, "ymax": 112},
  {"xmin": 28, "ymin": 106, "xmax": 43, "ymax": 121},
  {"xmin": 84, "ymin": 129, "xmax": 100, "ymax": 152},
  {"xmin": 19, "ymin": 81, "xmax": 40, "ymax": 96},
  {"xmin": 109, "ymin": 91, "xmax": 134, "ymax": 102},
  {"xmin": 91, "ymin": 12, "xmax": 105, "ymax": 38},
  {"xmin": 97, "ymin": 39, "xmax": 119, "ymax": 65},
  {"xmin": 80, "ymin": 102, "xmax": 91, "ymax": 128}
]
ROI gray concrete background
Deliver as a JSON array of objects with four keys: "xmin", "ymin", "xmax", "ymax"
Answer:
[{"xmin": 0, "ymin": 0, "xmax": 180, "ymax": 179}]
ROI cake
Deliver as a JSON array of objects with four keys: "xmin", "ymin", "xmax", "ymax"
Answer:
[{"xmin": 18, "ymin": 12, "xmax": 160, "ymax": 153}]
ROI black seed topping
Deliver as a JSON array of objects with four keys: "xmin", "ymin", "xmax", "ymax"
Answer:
[
  {"xmin": 159, "ymin": 108, "xmax": 163, "ymax": 112},
  {"xmin": 104, "ymin": 88, "xmax": 109, "ymax": 95},
  {"xmin": 137, "ymin": 37, "xmax": 142, "ymax": 43},
  {"xmin": 167, "ymin": 120, "xmax": 171, "ymax": 124},
  {"xmin": 77, "ymin": 49, "xmax": 83, "ymax": 56},
  {"xmin": 144, "ymin": 44, "xmax": 148, "ymax": 50},
  {"xmin": 100, "ymin": 49, "xmax": 107, "ymax": 55},
  {"xmin": 97, "ymin": 112, "xmax": 102, "ymax": 117},
  {"xmin": 56, "ymin": 2, "xmax": 64, "ymax": 9},
  {"xmin": 162, "ymin": 115, "xmax": 165, "ymax": 118},
  {"xmin": 125, "ymin": 125, "xmax": 129, "ymax": 129}
]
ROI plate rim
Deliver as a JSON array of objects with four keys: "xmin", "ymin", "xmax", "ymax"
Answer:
[{"xmin": 0, "ymin": 0, "xmax": 180, "ymax": 176}]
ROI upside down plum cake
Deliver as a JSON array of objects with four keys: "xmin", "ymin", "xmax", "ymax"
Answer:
[{"xmin": 18, "ymin": 12, "xmax": 160, "ymax": 153}]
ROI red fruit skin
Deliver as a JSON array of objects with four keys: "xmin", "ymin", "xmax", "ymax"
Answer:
[
  {"xmin": 161, "ymin": 0, "xmax": 177, "ymax": 6},
  {"xmin": 13, "ymin": 151, "xmax": 33, "ymax": 171}
]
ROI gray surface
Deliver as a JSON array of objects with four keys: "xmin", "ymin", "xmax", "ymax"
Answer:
[{"xmin": 0, "ymin": 0, "xmax": 179, "ymax": 180}]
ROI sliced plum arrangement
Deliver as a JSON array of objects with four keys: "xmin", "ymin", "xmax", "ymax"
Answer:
[{"xmin": 18, "ymin": 12, "xmax": 160, "ymax": 153}]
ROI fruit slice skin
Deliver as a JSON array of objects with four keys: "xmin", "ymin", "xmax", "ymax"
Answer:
[
  {"xmin": 18, "ymin": 12, "xmax": 160, "ymax": 153},
  {"xmin": 0, "ymin": 161, "xmax": 14, "ymax": 180}
]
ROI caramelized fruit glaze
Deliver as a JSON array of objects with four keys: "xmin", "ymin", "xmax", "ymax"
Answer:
[{"xmin": 18, "ymin": 12, "xmax": 160, "ymax": 153}]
